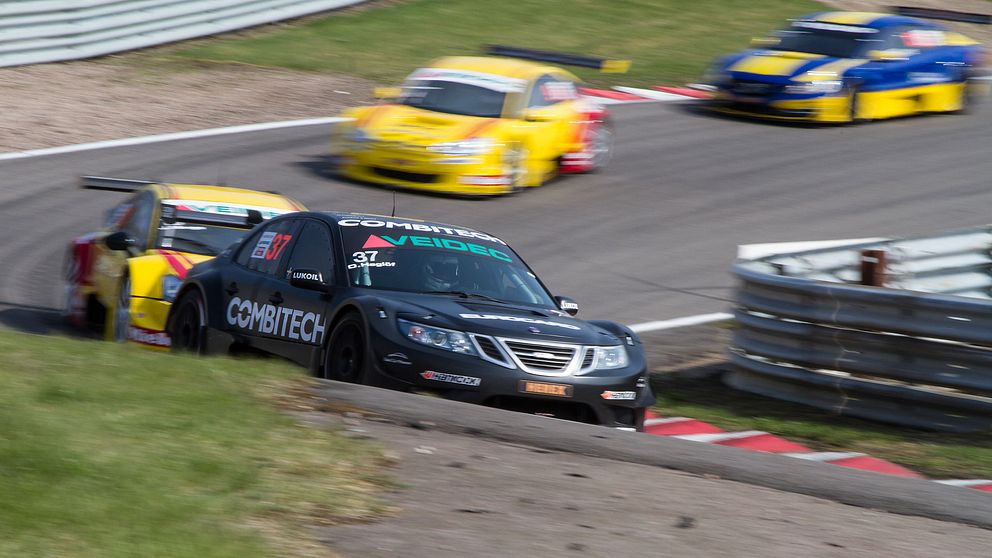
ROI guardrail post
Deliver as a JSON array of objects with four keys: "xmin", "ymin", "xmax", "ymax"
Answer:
[{"xmin": 860, "ymin": 249, "xmax": 887, "ymax": 287}]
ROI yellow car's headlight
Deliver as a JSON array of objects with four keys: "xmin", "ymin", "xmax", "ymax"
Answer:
[
  {"xmin": 427, "ymin": 138, "xmax": 494, "ymax": 156},
  {"xmin": 162, "ymin": 275, "xmax": 182, "ymax": 302}
]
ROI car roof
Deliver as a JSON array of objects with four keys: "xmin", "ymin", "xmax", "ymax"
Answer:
[
  {"xmin": 316, "ymin": 211, "xmax": 498, "ymax": 238},
  {"xmin": 152, "ymin": 183, "xmax": 306, "ymax": 210},
  {"xmin": 799, "ymin": 11, "xmax": 942, "ymax": 30},
  {"xmin": 428, "ymin": 55, "xmax": 571, "ymax": 81}
]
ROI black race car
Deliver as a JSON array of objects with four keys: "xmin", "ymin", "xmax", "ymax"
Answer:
[{"xmin": 166, "ymin": 212, "xmax": 654, "ymax": 429}]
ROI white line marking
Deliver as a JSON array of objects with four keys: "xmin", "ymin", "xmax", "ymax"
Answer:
[
  {"xmin": 935, "ymin": 479, "xmax": 992, "ymax": 487},
  {"xmin": 0, "ymin": 117, "xmax": 349, "ymax": 162},
  {"xmin": 628, "ymin": 312, "xmax": 732, "ymax": 333},
  {"xmin": 643, "ymin": 417, "xmax": 694, "ymax": 427},
  {"xmin": 674, "ymin": 430, "xmax": 768, "ymax": 443},
  {"xmin": 783, "ymin": 452, "xmax": 866, "ymax": 462}
]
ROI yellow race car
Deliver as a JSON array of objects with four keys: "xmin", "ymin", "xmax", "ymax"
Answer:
[
  {"xmin": 64, "ymin": 177, "xmax": 306, "ymax": 348},
  {"xmin": 332, "ymin": 46, "xmax": 627, "ymax": 196}
]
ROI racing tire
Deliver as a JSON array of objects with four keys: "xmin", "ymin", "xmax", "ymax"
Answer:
[
  {"xmin": 111, "ymin": 274, "xmax": 131, "ymax": 343},
  {"xmin": 170, "ymin": 289, "xmax": 207, "ymax": 355},
  {"xmin": 324, "ymin": 313, "xmax": 369, "ymax": 384},
  {"xmin": 502, "ymin": 145, "xmax": 529, "ymax": 194},
  {"xmin": 585, "ymin": 121, "xmax": 615, "ymax": 172},
  {"xmin": 846, "ymin": 87, "xmax": 867, "ymax": 124}
]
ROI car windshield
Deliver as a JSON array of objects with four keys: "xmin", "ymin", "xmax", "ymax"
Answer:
[
  {"xmin": 400, "ymin": 80, "xmax": 506, "ymax": 118},
  {"xmin": 339, "ymin": 221, "xmax": 555, "ymax": 307},
  {"xmin": 771, "ymin": 23, "xmax": 881, "ymax": 58},
  {"xmin": 155, "ymin": 223, "xmax": 249, "ymax": 256}
]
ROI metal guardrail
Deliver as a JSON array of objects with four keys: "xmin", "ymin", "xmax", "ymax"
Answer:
[
  {"xmin": 731, "ymin": 227, "xmax": 992, "ymax": 432},
  {"xmin": 0, "ymin": 0, "xmax": 366, "ymax": 68}
]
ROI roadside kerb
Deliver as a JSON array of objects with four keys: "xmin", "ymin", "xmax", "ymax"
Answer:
[{"xmin": 314, "ymin": 379, "xmax": 992, "ymax": 529}]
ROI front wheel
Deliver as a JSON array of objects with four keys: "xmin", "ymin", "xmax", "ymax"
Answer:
[
  {"xmin": 110, "ymin": 274, "xmax": 131, "ymax": 342},
  {"xmin": 324, "ymin": 313, "xmax": 368, "ymax": 383},
  {"xmin": 502, "ymin": 145, "xmax": 529, "ymax": 194},
  {"xmin": 846, "ymin": 87, "xmax": 867, "ymax": 124},
  {"xmin": 169, "ymin": 289, "xmax": 207, "ymax": 354}
]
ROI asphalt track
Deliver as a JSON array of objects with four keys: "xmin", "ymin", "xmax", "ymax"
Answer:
[{"xmin": 3, "ymin": 99, "xmax": 992, "ymax": 331}]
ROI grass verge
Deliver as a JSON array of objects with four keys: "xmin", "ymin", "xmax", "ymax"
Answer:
[
  {"xmin": 0, "ymin": 330, "xmax": 392, "ymax": 558},
  {"xmin": 651, "ymin": 369, "xmax": 992, "ymax": 479},
  {"xmin": 147, "ymin": 0, "xmax": 822, "ymax": 87}
]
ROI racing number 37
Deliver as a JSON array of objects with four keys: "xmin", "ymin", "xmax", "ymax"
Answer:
[{"xmin": 251, "ymin": 232, "xmax": 293, "ymax": 261}]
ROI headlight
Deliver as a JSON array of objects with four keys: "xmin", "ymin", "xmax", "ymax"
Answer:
[
  {"xmin": 398, "ymin": 319, "xmax": 478, "ymax": 356},
  {"xmin": 784, "ymin": 80, "xmax": 843, "ymax": 94},
  {"xmin": 593, "ymin": 345, "xmax": 628, "ymax": 370},
  {"xmin": 702, "ymin": 66, "xmax": 730, "ymax": 86},
  {"xmin": 162, "ymin": 275, "xmax": 182, "ymax": 302},
  {"xmin": 427, "ymin": 138, "xmax": 494, "ymax": 156}
]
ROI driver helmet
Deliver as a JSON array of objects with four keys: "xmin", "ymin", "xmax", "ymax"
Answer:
[{"xmin": 422, "ymin": 254, "xmax": 459, "ymax": 291}]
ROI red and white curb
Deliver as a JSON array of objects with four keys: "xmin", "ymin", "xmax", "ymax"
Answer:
[
  {"xmin": 579, "ymin": 84, "xmax": 710, "ymax": 105},
  {"xmin": 643, "ymin": 411, "xmax": 988, "ymax": 491}
]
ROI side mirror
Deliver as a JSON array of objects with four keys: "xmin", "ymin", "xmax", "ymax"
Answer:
[
  {"xmin": 289, "ymin": 268, "xmax": 330, "ymax": 292},
  {"xmin": 373, "ymin": 86, "xmax": 402, "ymax": 100},
  {"xmin": 866, "ymin": 49, "xmax": 912, "ymax": 62},
  {"xmin": 105, "ymin": 231, "xmax": 135, "ymax": 251},
  {"xmin": 522, "ymin": 108, "xmax": 555, "ymax": 122},
  {"xmin": 750, "ymin": 37, "xmax": 780, "ymax": 48},
  {"xmin": 554, "ymin": 295, "xmax": 579, "ymax": 316}
]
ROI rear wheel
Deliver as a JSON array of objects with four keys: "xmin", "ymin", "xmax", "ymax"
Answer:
[
  {"xmin": 170, "ymin": 290, "xmax": 207, "ymax": 354},
  {"xmin": 324, "ymin": 313, "xmax": 368, "ymax": 383},
  {"xmin": 586, "ymin": 121, "xmax": 615, "ymax": 171}
]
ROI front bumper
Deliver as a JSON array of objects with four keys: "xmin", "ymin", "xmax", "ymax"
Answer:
[
  {"xmin": 335, "ymin": 144, "xmax": 512, "ymax": 196},
  {"xmin": 127, "ymin": 296, "xmax": 172, "ymax": 350},
  {"xmin": 367, "ymin": 325, "xmax": 655, "ymax": 428},
  {"xmin": 710, "ymin": 89, "xmax": 850, "ymax": 123}
]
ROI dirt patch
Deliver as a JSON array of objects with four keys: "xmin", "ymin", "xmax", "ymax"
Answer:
[
  {"xmin": 0, "ymin": 61, "xmax": 376, "ymax": 152},
  {"xmin": 307, "ymin": 410, "xmax": 992, "ymax": 558}
]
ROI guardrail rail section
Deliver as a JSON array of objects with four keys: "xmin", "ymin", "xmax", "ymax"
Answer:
[
  {"xmin": 0, "ymin": 0, "xmax": 366, "ymax": 68},
  {"xmin": 731, "ymin": 227, "xmax": 992, "ymax": 432}
]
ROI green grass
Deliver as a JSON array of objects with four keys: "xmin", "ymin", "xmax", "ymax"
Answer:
[
  {"xmin": 652, "ymin": 372, "xmax": 992, "ymax": 479},
  {"xmin": 0, "ymin": 330, "xmax": 392, "ymax": 558},
  {"xmin": 153, "ymin": 0, "xmax": 822, "ymax": 87}
]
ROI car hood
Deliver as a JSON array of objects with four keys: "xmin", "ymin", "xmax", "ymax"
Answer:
[
  {"xmin": 725, "ymin": 50, "xmax": 867, "ymax": 84},
  {"xmin": 381, "ymin": 294, "xmax": 624, "ymax": 346},
  {"xmin": 358, "ymin": 104, "xmax": 500, "ymax": 146}
]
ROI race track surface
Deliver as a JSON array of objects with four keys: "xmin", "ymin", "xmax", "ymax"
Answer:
[{"xmin": 3, "ymin": 101, "xmax": 992, "ymax": 331}]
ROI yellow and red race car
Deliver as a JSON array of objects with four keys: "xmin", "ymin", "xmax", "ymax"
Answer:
[
  {"xmin": 65, "ymin": 177, "xmax": 306, "ymax": 348},
  {"xmin": 331, "ymin": 46, "xmax": 627, "ymax": 196}
]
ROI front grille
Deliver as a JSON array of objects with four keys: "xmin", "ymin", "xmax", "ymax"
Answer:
[
  {"xmin": 502, "ymin": 339, "xmax": 577, "ymax": 373},
  {"xmin": 475, "ymin": 336, "xmax": 505, "ymax": 362},
  {"xmin": 730, "ymin": 79, "xmax": 781, "ymax": 97},
  {"xmin": 372, "ymin": 167, "xmax": 439, "ymax": 183},
  {"xmin": 581, "ymin": 348, "xmax": 594, "ymax": 369}
]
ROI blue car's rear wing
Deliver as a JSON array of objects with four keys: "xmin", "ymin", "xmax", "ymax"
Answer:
[
  {"xmin": 892, "ymin": 6, "xmax": 991, "ymax": 25},
  {"xmin": 486, "ymin": 45, "xmax": 630, "ymax": 73}
]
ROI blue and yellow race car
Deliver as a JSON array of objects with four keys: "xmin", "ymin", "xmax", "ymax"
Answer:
[{"xmin": 704, "ymin": 9, "xmax": 988, "ymax": 123}]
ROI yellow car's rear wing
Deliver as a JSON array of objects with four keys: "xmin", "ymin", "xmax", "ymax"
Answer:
[
  {"xmin": 81, "ymin": 175, "xmax": 157, "ymax": 192},
  {"xmin": 486, "ymin": 45, "xmax": 630, "ymax": 73},
  {"xmin": 892, "ymin": 6, "xmax": 991, "ymax": 25}
]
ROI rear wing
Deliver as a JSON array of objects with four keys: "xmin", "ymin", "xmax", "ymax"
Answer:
[
  {"xmin": 486, "ymin": 45, "xmax": 631, "ymax": 73},
  {"xmin": 892, "ymin": 6, "xmax": 992, "ymax": 25},
  {"xmin": 161, "ymin": 203, "xmax": 265, "ymax": 228},
  {"xmin": 81, "ymin": 175, "xmax": 157, "ymax": 192}
]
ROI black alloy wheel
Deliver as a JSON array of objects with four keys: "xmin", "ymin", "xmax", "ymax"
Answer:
[
  {"xmin": 170, "ymin": 290, "xmax": 206, "ymax": 354},
  {"xmin": 325, "ymin": 313, "xmax": 367, "ymax": 383}
]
